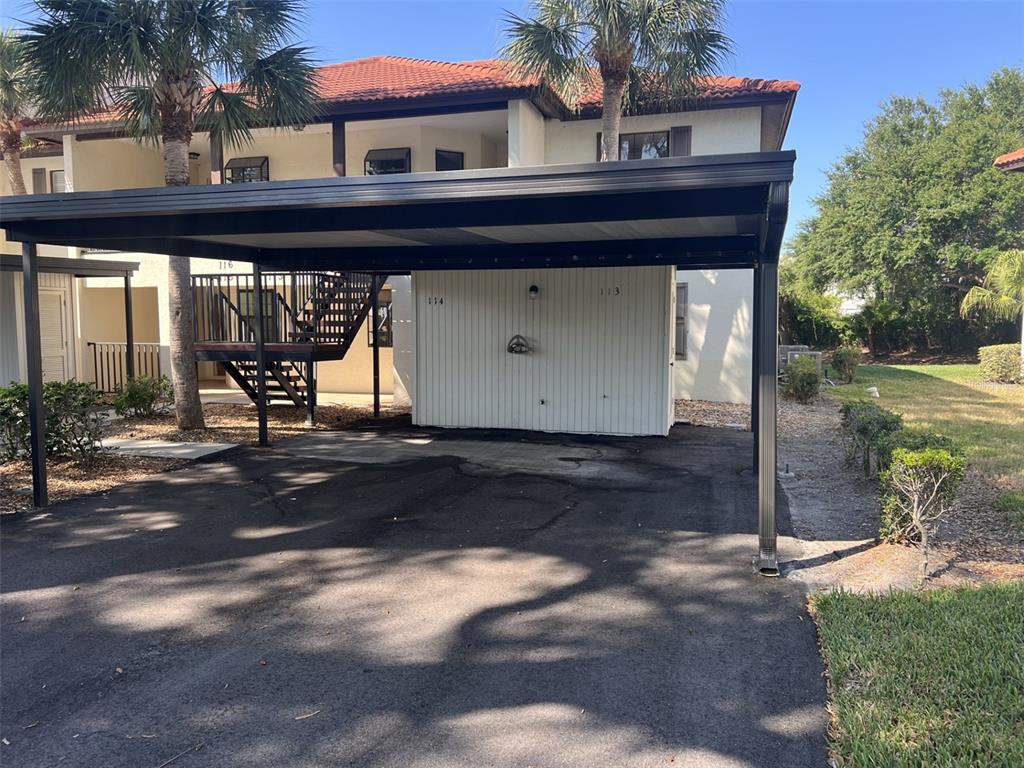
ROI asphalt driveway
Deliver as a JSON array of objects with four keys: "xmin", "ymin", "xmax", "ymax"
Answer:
[{"xmin": 1, "ymin": 422, "xmax": 826, "ymax": 767}]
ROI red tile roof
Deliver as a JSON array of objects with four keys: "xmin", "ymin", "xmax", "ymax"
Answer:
[
  {"xmin": 995, "ymin": 147, "xmax": 1024, "ymax": 171},
  {"xmin": 45, "ymin": 55, "xmax": 800, "ymax": 128}
]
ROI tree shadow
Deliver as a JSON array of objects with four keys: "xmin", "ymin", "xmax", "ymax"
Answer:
[{"xmin": 1, "ymin": 423, "xmax": 826, "ymax": 767}]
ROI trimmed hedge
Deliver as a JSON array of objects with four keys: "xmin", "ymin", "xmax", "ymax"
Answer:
[{"xmin": 978, "ymin": 343, "xmax": 1022, "ymax": 383}]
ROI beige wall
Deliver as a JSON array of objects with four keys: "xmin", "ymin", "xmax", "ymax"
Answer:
[
  {"xmin": 316, "ymin": 314, "xmax": 395, "ymax": 394},
  {"xmin": 223, "ymin": 125, "xmax": 333, "ymax": 181},
  {"xmin": 63, "ymin": 135, "xmax": 165, "ymax": 192},
  {"xmin": 544, "ymin": 106, "xmax": 762, "ymax": 164},
  {"xmin": 76, "ymin": 286, "xmax": 160, "ymax": 384},
  {"xmin": 673, "ymin": 269, "xmax": 752, "ymax": 404},
  {"xmin": 346, "ymin": 113, "xmax": 507, "ymax": 175}
]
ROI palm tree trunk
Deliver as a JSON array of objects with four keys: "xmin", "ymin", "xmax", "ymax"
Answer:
[
  {"xmin": 600, "ymin": 76, "xmax": 627, "ymax": 162},
  {"xmin": 2, "ymin": 136, "xmax": 27, "ymax": 195},
  {"xmin": 162, "ymin": 129, "xmax": 205, "ymax": 429}
]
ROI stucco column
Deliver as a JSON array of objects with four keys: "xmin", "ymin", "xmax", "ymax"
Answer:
[{"xmin": 507, "ymin": 100, "xmax": 546, "ymax": 167}]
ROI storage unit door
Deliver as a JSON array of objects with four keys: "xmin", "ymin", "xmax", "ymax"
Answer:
[
  {"xmin": 39, "ymin": 290, "xmax": 69, "ymax": 382},
  {"xmin": 413, "ymin": 266, "xmax": 672, "ymax": 436}
]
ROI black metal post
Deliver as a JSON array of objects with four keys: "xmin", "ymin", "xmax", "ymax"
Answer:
[
  {"xmin": 305, "ymin": 361, "xmax": 316, "ymax": 427},
  {"xmin": 124, "ymin": 273, "xmax": 135, "ymax": 380},
  {"xmin": 754, "ymin": 259, "xmax": 779, "ymax": 575},
  {"xmin": 21, "ymin": 242, "xmax": 48, "ymax": 508},
  {"xmin": 253, "ymin": 262, "xmax": 269, "ymax": 446},
  {"xmin": 210, "ymin": 133, "xmax": 224, "ymax": 184},
  {"xmin": 371, "ymin": 273, "xmax": 381, "ymax": 418},
  {"xmin": 751, "ymin": 264, "xmax": 761, "ymax": 471}
]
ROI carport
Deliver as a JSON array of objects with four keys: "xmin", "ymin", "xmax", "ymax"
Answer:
[{"xmin": 0, "ymin": 151, "xmax": 792, "ymax": 573}]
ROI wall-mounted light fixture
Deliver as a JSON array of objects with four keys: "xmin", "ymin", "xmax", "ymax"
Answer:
[
  {"xmin": 188, "ymin": 152, "xmax": 201, "ymax": 161},
  {"xmin": 528, "ymin": 284, "xmax": 539, "ymax": 300}
]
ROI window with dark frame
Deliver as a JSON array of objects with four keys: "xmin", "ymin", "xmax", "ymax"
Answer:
[
  {"xmin": 596, "ymin": 127, "xmax": 691, "ymax": 161},
  {"xmin": 31, "ymin": 168, "xmax": 47, "ymax": 194},
  {"xmin": 435, "ymin": 149, "xmax": 464, "ymax": 171},
  {"xmin": 367, "ymin": 286, "xmax": 394, "ymax": 348},
  {"xmin": 224, "ymin": 156, "xmax": 269, "ymax": 183},
  {"xmin": 49, "ymin": 170, "xmax": 66, "ymax": 193},
  {"xmin": 365, "ymin": 148, "xmax": 411, "ymax": 175},
  {"xmin": 675, "ymin": 283, "xmax": 688, "ymax": 360}
]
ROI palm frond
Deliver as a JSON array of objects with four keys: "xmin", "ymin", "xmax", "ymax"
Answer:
[
  {"xmin": 960, "ymin": 250, "xmax": 1024, "ymax": 321},
  {"xmin": 0, "ymin": 28, "xmax": 31, "ymax": 122},
  {"xmin": 239, "ymin": 44, "xmax": 319, "ymax": 129},
  {"xmin": 196, "ymin": 85, "xmax": 254, "ymax": 149},
  {"xmin": 112, "ymin": 85, "xmax": 160, "ymax": 144},
  {"xmin": 501, "ymin": 3, "xmax": 588, "ymax": 108}
]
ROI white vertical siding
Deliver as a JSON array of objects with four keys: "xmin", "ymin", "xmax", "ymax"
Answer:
[{"xmin": 413, "ymin": 266, "xmax": 672, "ymax": 436}]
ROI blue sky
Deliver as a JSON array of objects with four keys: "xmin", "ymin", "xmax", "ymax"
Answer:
[{"xmin": 4, "ymin": 1, "xmax": 1022, "ymax": 243}]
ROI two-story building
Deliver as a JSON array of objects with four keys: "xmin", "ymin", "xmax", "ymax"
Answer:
[{"xmin": 1, "ymin": 54, "xmax": 798, "ymax": 419}]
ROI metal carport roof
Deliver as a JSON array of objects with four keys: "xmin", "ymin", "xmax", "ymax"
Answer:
[{"xmin": 0, "ymin": 151, "xmax": 792, "ymax": 574}]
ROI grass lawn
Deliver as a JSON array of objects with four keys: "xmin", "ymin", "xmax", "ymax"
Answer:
[
  {"xmin": 811, "ymin": 581, "xmax": 1024, "ymax": 767},
  {"xmin": 830, "ymin": 364, "xmax": 1024, "ymax": 488}
]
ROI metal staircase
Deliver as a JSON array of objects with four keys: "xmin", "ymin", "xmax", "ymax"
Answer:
[{"xmin": 192, "ymin": 271, "xmax": 378, "ymax": 411}]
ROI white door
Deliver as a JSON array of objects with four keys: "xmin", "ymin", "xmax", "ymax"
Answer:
[{"xmin": 39, "ymin": 290, "xmax": 69, "ymax": 382}]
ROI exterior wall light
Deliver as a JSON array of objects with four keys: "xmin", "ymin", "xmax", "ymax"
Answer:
[{"xmin": 528, "ymin": 284, "xmax": 539, "ymax": 300}]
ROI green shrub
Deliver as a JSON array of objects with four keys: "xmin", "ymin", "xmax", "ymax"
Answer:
[
  {"xmin": 881, "ymin": 447, "xmax": 966, "ymax": 579},
  {"xmin": 875, "ymin": 429, "xmax": 957, "ymax": 473},
  {"xmin": 781, "ymin": 355, "xmax": 821, "ymax": 404},
  {"xmin": 830, "ymin": 345, "xmax": 862, "ymax": 384},
  {"xmin": 839, "ymin": 401, "xmax": 903, "ymax": 475},
  {"xmin": 0, "ymin": 380, "xmax": 105, "ymax": 461},
  {"xmin": 0, "ymin": 382, "xmax": 31, "ymax": 459},
  {"xmin": 978, "ymin": 343, "xmax": 1022, "ymax": 383},
  {"xmin": 778, "ymin": 286, "xmax": 849, "ymax": 348},
  {"xmin": 114, "ymin": 375, "xmax": 173, "ymax": 417}
]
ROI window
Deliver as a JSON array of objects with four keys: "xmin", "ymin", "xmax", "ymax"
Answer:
[
  {"xmin": 367, "ymin": 286, "xmax": 394, "ymax": 347},
  {"xmin": 364, "ymin": 148, "xmax": 411, "ymax": 175},
  {"xmin": 31, "ymin": 168, "xmax": 47, "ymax": 194},
  {"xmin": 50, "ymin": 170, "xmax": 66, "ymax": 193},
  {"xmin": 435, "ymin": 149, "xmax": 464, "ymax": 172},
  {"xmin": 595, "ymin": 127, "xmax": 691, "ymax": 160},
  {"xmin": 224, "ymin": 156, "xmax": 269, "ymax": 183},
  {"xmin": 675, "ymin": 284, "xmax": 688, "ymax": 360}
]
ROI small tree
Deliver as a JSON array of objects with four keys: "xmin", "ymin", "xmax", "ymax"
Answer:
[
  {"xmin": 882, "ymin": 447, "xmax": 966, "ymax": 582},
  {"xmin": 0, "ymin": 29, "xmax": 31, "ymax": 195},
  {"xmin": 26, "ymin": 0, "xmax": 320, "ymax": 430},
  {"xmin": 502, "ymin": 0, "xmax": 731, "ymax": 161}
]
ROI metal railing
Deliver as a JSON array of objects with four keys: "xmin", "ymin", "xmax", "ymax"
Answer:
[
  {"xmin": 87, "ymin": 341, "xmax": 162, "ymax": 392},
  {"xmin": 191, "ymin": 271, "xmax": 374, "ymax": 347}
]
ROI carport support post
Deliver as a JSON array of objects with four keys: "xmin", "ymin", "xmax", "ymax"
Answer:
[
  {"xmin": 252, "ymin": 262, "xmax": 269, "ymax": 447},
  {"xmin": 751, "ymin": 264, "xmax": 761, "ymax": 472},
  {"xmin": 754, "ymin": 259, "xmax": 779, "ymax": 575},
  {"xmin": 21, "ymin": 241, "xmax": 48, "ymax": 508},
  {"xmin": 123, "ymin": 272, "xmax": 135, "ymax": 380},
  {"xmin": 371, "ymin": 273, "xmax": 381, "ymax": 418}
]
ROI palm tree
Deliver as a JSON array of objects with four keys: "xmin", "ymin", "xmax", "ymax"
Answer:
[
  {"xmin": 0, "ymin": 29, "xmax": 32, "ymax": 195},
  {"xmin": 25, "ymin": 0, "xmax": 319, "ymax": 429},
  {"xmin": 502, "ymin": 0, "xmax": 731, "ymax": 162},
  {"xmin": 960, "ymin": 249, "xmax": 1024, "ymax": 373}
]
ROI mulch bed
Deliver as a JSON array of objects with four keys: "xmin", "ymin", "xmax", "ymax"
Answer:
[
  {"xmin": 102, "ymin": 402, "xmax": 406, "ymax": 447},
  {"xmin": 0, "ymin": 454, "xmax": 186, "ymax": 514}
]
